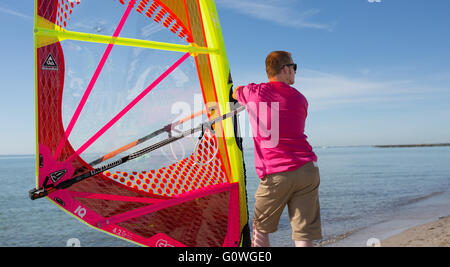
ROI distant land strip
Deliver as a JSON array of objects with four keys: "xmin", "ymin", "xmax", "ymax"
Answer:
[{"xmin": 374, "ymin": 143, "xmax": 450, "ymax": 148}]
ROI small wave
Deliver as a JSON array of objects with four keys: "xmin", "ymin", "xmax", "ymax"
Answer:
[
  {"xmin": 394, "ymin": 191, "xmax": 444, "ymax": 207},
  {"xmin": 317, "ymin": 227, "xmax": 364, "ymax": 247}
]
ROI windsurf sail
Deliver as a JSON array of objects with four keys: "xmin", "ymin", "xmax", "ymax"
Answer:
[{"xmin": 31, "ymin": 0, "xmax": 250, "ymax": 247}]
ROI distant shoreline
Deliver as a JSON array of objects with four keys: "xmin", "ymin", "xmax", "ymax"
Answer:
[{"xmin": 374, "ymin": 143, "xmax": 450, "ymax": 148}]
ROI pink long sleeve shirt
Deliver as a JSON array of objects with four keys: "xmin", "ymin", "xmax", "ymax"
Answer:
[{"xmin": 235, "ymin": 81, "xmax": 317, "ymax": 179}]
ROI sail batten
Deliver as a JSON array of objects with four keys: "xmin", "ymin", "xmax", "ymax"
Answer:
[{"xmin": 35, "ymin": 23, "xmax": 217, "ymax": 54}]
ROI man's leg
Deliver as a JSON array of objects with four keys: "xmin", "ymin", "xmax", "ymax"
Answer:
[
  {"xmin": 252, "ymin": 223, "xmax": 270, "ymax": 247},
  {"xmin": 294, "ymin": 240, "xmax": 313, "ymax": 247},
  {"xmin": 253, "ymin": 174, "xmax": 291, "ymax": 248},
  {"xmin": 288, "ymin": 163, "xmax": 323, "ymax": 246}
]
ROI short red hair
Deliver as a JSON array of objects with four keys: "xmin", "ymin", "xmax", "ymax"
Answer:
[{"xmin": 265, "ymin": 51, "xmax": 292, "ymax": 78}]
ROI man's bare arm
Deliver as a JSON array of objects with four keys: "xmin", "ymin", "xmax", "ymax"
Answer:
[{"xmin": 232, "ymin": 86, "xmax": 243, "ymax": 100}]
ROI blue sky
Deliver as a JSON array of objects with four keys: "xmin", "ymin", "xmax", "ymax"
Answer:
[{"xmin": 1, "ymin": 0, "xmax": 450, "ymax": 154}]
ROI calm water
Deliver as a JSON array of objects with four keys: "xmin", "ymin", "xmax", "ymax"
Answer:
[{"xmin": 1, "ymin": 146, "xmax": 449, "ymax": 247}]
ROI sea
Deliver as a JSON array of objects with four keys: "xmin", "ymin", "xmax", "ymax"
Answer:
[{"xmin": 1, "ymin": 145, "xmax": 449, "ymax": 247}]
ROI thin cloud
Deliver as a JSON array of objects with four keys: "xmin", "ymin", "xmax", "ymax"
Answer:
[
  {"xmin": 0, "ymin": 6, "xmax": 32, "ymax": 20},
  {"xmin": 216, "ymin": 0, "xmax": 333, "ymax": 30},
  {"xmin": 234, "ymin": 68, "xmax": 444, "ymax": 111},
  {"xmin": 298, "ymin": 69, "xmax": 441, "ymax": 111}
]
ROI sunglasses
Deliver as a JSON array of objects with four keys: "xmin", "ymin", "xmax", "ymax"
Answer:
[{"xmin": 281, "ymin": 63, "xmax": 298, "ymax": 72}]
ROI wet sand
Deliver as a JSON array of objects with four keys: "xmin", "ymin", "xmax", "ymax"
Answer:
[{"xmin": 381, "ymin": 215, "xmax": 450, "ymax": 247}]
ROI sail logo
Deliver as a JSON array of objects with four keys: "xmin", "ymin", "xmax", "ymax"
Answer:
[
  {"xmin": 156, "ymin": 239, "xmax": 174, "ymax": 247},
  {"xmin": 74, "ymin": 205, "xmax": 87, "ymax": 219},
  {"xmin": 42, "ymin": 53, "xmax": 58, "ymax": 70},
  {"xmin": 50, "ymin": 169, "xmax": 67, "ymax": 183},
  {"xmin": 39, "ymin": 154, "xmax": 43, "ymax": 168}
]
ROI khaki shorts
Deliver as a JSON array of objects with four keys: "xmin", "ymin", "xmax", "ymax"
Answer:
[{"xmin": 253, "ymin": 162, "xmax": 322, "ymax": 241}]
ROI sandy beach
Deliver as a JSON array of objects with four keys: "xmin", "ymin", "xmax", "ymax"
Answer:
[{"xmin": 381, "ymin": 215, "xmax": 450, "ymax": 247}]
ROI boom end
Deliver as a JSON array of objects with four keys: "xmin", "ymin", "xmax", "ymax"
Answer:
[{"xmin": 29, "ymin": 187, "xmax": 52, "ymax": 200}]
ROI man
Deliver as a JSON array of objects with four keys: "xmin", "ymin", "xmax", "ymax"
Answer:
[{"xmin": 233, "ymin": 51, "xmax": 322, "ymax": 247}]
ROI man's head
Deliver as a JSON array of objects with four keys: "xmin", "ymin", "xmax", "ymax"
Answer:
[{"xmin": 265, "ymin": 51, "xmax": 297, "ymax": 85}]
